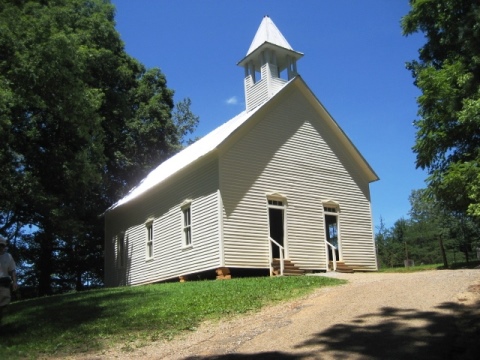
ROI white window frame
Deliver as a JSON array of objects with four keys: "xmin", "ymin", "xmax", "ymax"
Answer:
[
  {"xmin": 145, "ymin": 218, "xmax": 154, "ymax": 260},
  {"xmin": 116, "ymin": 232, "xmax": 126, "ymax": 269},
  {"xmin": 181, "ymin": 200, "xmax": 193, "ymax": 248}
]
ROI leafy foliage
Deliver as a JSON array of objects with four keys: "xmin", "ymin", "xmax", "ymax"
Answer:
[
  {"xmin": 402, "ymin": 0, "xmax": 480, "ymax": 216},
  {"xmin": 0, "ymin": 0, "xmax": 198, "ymax": 295},
  {"xmin": 376, "ymin": 189, "xmax": 480, "ymax": 268}
]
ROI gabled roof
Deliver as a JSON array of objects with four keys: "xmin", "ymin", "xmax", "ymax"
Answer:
[
  {"xmin": 108, "ymin": 103, "xmax": 263, "ymax": 211},
  {"xmin": 108, "ymin": 77, "xmax": 378, "ymax": 212},
  {"xmin": 246, "ymin": 16, "xmax": 293, "ymax": 56}
]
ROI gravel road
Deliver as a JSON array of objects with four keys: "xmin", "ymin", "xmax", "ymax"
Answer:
[{"xmin": 78, "ymin": 269, "xmax": 480, "ymax": 360}]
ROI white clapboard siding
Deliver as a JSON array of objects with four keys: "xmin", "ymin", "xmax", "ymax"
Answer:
[
  {"xmin": 245, "ymin": 76, "xmax": 268, "ymax": 112},
  {"xmin": 220, "ymin": 85, "xmax": 376, "ymax": 271},
  {"xmin": 264, "ymin": 64, "xmax": 288, "ymax": 97},
  {"xmin": 104, "ymin": 157, "xmax": 221, "ymax": 286},
  {"xmin": 246, "ymin": 64, "xmax": 288, "ymax": 112},
  {"xmin": 270, "ymin": 76, "xmax": 287, "ymax": 96}
]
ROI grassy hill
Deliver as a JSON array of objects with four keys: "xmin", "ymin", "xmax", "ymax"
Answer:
[{"xmin": 0, "ymin": 275, "xmax": 345, "ymax": 359}]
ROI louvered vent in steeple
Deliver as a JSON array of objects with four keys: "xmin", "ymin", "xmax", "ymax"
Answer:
[{"xmin": 237, "ymin": 16, "xmax": 303, "ymax": 112}]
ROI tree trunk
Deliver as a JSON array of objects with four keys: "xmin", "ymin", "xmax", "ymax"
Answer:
[
  {"xmin": 75, "ymin": 270, "xmax": 84, "ymax": 291},
  {"xmin": 438, "ymin": 236, "xmax": 448, "ymax": 268},
  {"xmin": 37, "ymin": 231, "xmax": 54, "ymax": 296}
]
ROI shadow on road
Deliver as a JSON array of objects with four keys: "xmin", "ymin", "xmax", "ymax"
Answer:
[
  {"xmin": 296, "ymin": 301, "xmax": 480, "ymax": 359},
  {"xmin": 184, "ymin": 352, "xmax": 306, "ymax": 359},
  {"xmin": 184, "ymin": 299, "xmax": 480, "ymax": 360}
]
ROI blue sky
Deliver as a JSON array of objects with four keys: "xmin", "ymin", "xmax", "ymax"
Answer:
[{"xmin": 111, "ymin": 0, "xmax": 427, "ymax": 229}]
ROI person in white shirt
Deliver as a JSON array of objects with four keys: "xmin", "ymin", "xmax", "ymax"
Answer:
[{"xmin": 0, "ymin": 235, "xmax": 17, "ymax": 324}]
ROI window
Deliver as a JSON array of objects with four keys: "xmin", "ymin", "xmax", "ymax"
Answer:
[
  {"xmin": 116, "ymin": 233, "xmax": 125, "ymax": 268},
  {"xmin": 266, "ymin": 193, "xmax": 287, "ymax": 207},
  {"xmin": 268, "ymin": 199, "xmax": 284, "ymax": 206},
  {"xmin": 183, "ymin": 205, "xmax": 192, "ymax": 246},
  {"xmin": 146, "ymin": 221, "xmax": 154, "ymax": 259},
  {"xmin": 323, "ymin": 200, "xmax": 340, "ymax": 214}
]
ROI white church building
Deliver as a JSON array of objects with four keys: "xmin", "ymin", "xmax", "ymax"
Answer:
[{"xmin": 104, "ymin": 16, "xmax": 379, "ymax": 286}]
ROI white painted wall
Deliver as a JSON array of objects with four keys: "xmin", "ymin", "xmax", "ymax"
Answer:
[
  {"xmin": 104, "ymin": 157, "xmax": 221, "ymax": 286},
  {"xmin": 220, "ymin": 85, "xmax": 376, "ymax": 271}
]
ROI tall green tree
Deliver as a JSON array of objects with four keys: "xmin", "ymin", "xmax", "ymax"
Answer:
[
  {"xmin": 0, "ymin": 0, "xmax": 198, "ymax": 295},
  {"xmin": 402, "ymin": 0, "xmax": 480, "ymax": 216},
  {"xmin": 408, "ymin": 189, "xmax": 451, "ymax": 267},
  {"xmin": 376, "ymin": 217, "xmax": 410, "ymax": 268},
  {"xmin": 375, "ymin": 188, "xmax": 479, "ymax": 269}
]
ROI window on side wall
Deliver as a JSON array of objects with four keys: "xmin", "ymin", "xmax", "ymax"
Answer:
[
  {"xmin": 116, "ymin": 233, "xmax": 125, "ymax": 268},
  {"xmin": 146, "ymin": 220, "xmax": 154, "ymax": 260},
  {"xmin": 181, "ymin": 202, "xmax": 192, "ymax": 247}
]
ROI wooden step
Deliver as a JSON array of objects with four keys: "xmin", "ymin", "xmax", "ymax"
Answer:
[
  {"xmin": 272, "ymin": 258, "xmax": 305, "ymax": 276},
  {"xmin": 329, "ymin": 261, "xmax": 354, "ymax": 273}
]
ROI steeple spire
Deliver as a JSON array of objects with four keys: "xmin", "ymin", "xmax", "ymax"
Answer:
[
  {"xmin": 246, "ymin": 15, "xmax": 293, "ymax": 56},
  {"xmin": 238, "ymin": 16, "xmax": 303, "ymax": 112}
]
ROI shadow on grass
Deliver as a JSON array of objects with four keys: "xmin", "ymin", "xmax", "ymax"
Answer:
[
  {"xmin": 184, "ymin": 299, "xmax": 480, "ymax": 360},
  {"xmin": 0, "ymin": 287, "xmax": 172, "ymax": 353},
  {"xmin": 0, "ymin": 276, "xmax": 342, "ymax": 358}
]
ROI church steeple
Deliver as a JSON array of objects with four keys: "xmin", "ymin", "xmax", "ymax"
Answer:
[{"xmin": 238, "ymin": 16, "xmax": 303, "ymax": 112}]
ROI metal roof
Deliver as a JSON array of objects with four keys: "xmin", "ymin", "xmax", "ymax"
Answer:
[
  {"xmin": 109, "ymin": 106, "xmax": 261, "ymax": 210},
  {"xmin": 238, "ymin": 16, "xmax": 303, "ymax": 73},
  {"xmin": 246, "ymin": 16, "xmax": 293, "ymax": 56}
]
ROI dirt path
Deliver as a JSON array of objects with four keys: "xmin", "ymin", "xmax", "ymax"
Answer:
[{"xmin": 78, "ymin": 269, "xmax": 480, "ymax": 360}]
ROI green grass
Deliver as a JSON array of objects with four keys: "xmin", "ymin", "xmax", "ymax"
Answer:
[
  {"xmin": 378, "ymin": 260, "xmax": 480, "ymax": 273},
  {"xmin": 378, "ymin": 263, "xmax": 441, "ymax": 273},
  {"xmin": 0, "ymin": 275, "xmax": 345, "ymax": 359}
]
